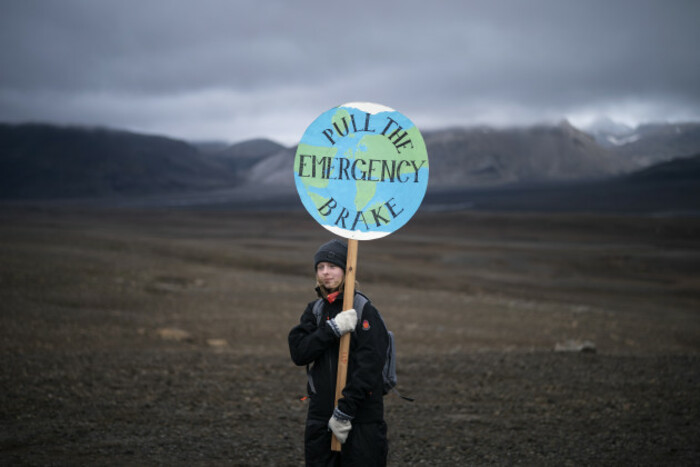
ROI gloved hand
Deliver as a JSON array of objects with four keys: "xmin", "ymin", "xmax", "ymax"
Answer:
[
  {"xmin": 327, "ymin": 308, "xmax": 357, "ymax": 337},
  {"xmin": 328, "ymin": 408, "xmax": 353, "ymax": 444}
]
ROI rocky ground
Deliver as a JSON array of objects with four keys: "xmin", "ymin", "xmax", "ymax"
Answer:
[{"xmin": 1, "ymin": 206, "xmax": 699, "ymax": 465}]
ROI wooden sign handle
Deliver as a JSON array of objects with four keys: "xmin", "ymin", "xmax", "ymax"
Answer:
[{"xmin": 331, "ymin": 238, "xmax": 358, "ymax": 451}]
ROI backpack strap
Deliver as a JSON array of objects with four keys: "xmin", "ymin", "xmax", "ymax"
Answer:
[{"xmin": 352, "ymin": 292, "xmax": 369, "ymax": 324}]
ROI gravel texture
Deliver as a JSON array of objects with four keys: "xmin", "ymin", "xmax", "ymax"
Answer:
[{"xmin": 1, "ymin": 207, "xmax": 699, "ymax": 465}]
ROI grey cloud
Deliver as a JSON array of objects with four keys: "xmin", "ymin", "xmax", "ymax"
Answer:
[{"xmin": 1, "ymin": 0, "xmax": 699, "ymax": 143}]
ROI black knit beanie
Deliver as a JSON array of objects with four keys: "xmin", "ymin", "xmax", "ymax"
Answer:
[{"xmin": 314, "ymin": 239, "xmax": 347, "ymax": 270}]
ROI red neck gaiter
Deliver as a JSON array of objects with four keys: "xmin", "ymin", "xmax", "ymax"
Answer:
[{"xmin": 326, "ymin": 291, "xmax": 341, "ymax": 304}]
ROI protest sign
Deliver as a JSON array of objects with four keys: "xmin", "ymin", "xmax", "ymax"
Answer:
[{"xmin": 294, "ymin": 102, "xmax": 429, "ymax": 240}]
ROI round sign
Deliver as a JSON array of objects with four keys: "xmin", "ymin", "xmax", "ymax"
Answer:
[{"xmin": 294, "ymin": 102, "xmax": 429, "ymax": 240}]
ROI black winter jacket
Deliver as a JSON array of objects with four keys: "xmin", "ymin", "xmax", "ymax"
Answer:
[{"xmin": 289, "ymin": 292, "xmax": 389, "ymax": 423}]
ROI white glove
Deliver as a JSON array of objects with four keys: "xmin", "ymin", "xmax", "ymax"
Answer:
[
  {"xmin": 328, "ymin": 309, "xmax": 357, "ymax": 337},
  {"xmin": 328, "ymin": 408, "xmax": 353, "ymax": 444}
]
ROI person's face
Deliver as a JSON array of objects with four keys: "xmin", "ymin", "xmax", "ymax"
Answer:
[{"xmin": 316, "ymin": 262, "xmax": 345, "ymax": 290}]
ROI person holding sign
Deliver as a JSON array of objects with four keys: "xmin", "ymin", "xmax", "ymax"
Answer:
[
  {"xmin": 290, "ymin": 102, "xmax": 428, "ymax": 465},
  {"xmin": 288, "ymin": 239, "xmax": 389, "ymax": 466}
]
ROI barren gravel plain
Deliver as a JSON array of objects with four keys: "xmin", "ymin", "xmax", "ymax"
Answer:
[{"xmin": 1, "ymin": 206, "xmax": 699, "ymax": 465}]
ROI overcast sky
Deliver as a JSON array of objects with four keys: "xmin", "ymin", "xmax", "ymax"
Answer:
[{"xmin": 1, "ymin": 0, "xmax": 699, "ymax": 145}]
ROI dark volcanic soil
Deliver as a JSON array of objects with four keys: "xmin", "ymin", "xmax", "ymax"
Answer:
[{"xmin": 1, "ymin": 206, "xmax": 699, "ymax": 465}]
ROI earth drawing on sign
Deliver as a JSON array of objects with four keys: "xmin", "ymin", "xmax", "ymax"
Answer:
[{"xmin": 294, "ymin": 102, "xmax": 429, "ymax": 240}]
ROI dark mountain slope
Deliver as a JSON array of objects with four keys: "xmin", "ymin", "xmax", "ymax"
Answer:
[
  {"xmin": 0, "ymin": 123, "xmax": 236, "ymax": 199},
  {"xmin": 625, "ymin": 151, "xmax": 700, "ymax": 182}
]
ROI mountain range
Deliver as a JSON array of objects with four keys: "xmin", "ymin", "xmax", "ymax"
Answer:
[{"xmin": 1, "ymin": 120, "xmax": 700, "ymax": 213}]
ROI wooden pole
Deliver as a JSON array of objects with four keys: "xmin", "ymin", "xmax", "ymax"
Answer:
[{"xmin": 331, "ymin": 238, "xmax": 358, "ymax": 451}]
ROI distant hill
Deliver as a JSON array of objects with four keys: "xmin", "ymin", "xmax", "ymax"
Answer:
[
  {"xmin": 0, "ymin": 123, "xmax": 237, "ymax": 199},
  {"xmin": 246, "ymin": 146, "xmax": 298, "ymax": 186},
  {"xmin": 208, "ymin": 138, "xmax": 286, "ymax": 173},
  {"xmin": 422, "ymin": 121, "xmax": 629, "ymax": 187}
]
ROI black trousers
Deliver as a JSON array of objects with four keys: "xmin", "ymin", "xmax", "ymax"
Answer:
[{"xmin": 304, "ymin": 418, "xmax": 388, "ymax": 467}]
